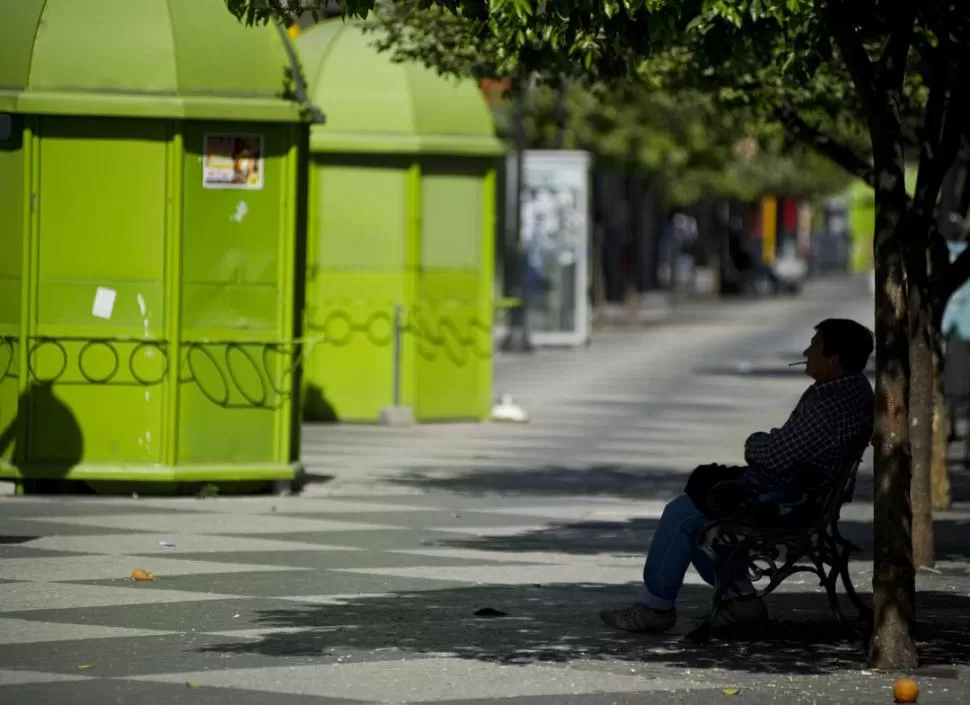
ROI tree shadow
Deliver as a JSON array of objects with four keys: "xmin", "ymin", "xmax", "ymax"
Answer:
[
  {"xmin": 375, "ymin": 459, "xmax": 970, "ymax": 670},
  {"xmin": 387, "ymin": 463, "xmax": 695, "ymax": 499},
  {"xmin": 385, "ymin": 458, "xmax": 970, "ymax": 506},
  {"xmin": 423, "ymin": 512, "xmax": 970, "ymax": 563},
  {"xmin": 0, "ymin": 382, "xmax": 84, "ymax": 494},
  {"xmin": 196, "ymin": 582, "xmax": 970, "ymax": 675}
]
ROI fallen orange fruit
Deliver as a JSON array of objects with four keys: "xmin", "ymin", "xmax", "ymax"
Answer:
[
  {"xmin": 893, "ymin": 679, "xmax": 919, "ymax": 703},
  {"xmin": 130, "ymin": 568, "xmax": 155, "ymax": 581}
]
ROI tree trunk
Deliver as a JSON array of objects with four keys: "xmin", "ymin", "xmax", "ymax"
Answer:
[
  {"xmin": 909, "ymin": 303, "xmax": 935, "ymax": 569},
  {"xmin": 907, "ymin": 219, "xmax": 935, "ymax": 569},
  {"xmin": 928, "ymin": 234, "xmax": 953, "ymax": 511},
  {"xmin": 931, "ymin": 337, "xmax": 952, "ymax": 509},
  {"xmin": 868, "ymin": 191, "xmax": 918, "ymax": 670}
]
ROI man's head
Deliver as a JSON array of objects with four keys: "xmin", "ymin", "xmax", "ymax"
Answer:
[{"xmin": 803, "ymin": 319, "xmax": 874, "ymax": 382}]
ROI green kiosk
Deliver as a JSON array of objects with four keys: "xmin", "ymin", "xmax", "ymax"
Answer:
[
  {"xmin": 295, "ymin": 20, "xmax": 505, "ymax": 424},
  {"xmin": 0, "ymin": 0, "xmax": 315, "ymax": 494}
]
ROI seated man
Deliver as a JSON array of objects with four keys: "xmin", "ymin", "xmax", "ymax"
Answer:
[{"xmin": 600, "ymin": 318, "xmax": 874, "ymax": 633}]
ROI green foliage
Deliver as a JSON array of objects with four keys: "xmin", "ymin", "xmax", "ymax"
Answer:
[
  {"xmin": 221, "ymin": 0, "xmax": 959, "ymax": 208},
  {"xmin": 501, "ymin": 79, "xmax": 849, "ymax": 205},
  {"xmin": 349, "ymin": 1, "xmax": 848, "ymax": 204}
]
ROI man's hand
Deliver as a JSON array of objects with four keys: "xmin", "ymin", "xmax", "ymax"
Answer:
[
  {"xmin": 745, "ymin": 431, "xmax": 769, "ymax": 446},
  {"xmin": 743, "ymin": 432, "xmax": 769, "ymax": 464}
]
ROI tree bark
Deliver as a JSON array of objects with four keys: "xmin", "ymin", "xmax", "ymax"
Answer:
[
  {"xmin": 929, "ymin": 230, "xmax": 953, "ymax": 510},
  {"xmin": 826, "ymin": 4, "xmax": 919, "ymax": 667},
  {"xmin": 907, "ymin": 222, "xmax": 935, "ymax": 571},
  {"xmin": 869, "ymin": 216, "xmax": 918, "ymax": 670},
  {"xmin": 909, "ymin": 292, "xmax": 935, "ymax": 569},
  {"xmin": 931, "ymin": 336, "xmax": 952, "ymax": 510}
]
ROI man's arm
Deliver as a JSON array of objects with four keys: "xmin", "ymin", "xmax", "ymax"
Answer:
[{"xmin": 744, "ymin": 391, "xmax": 834, "ymax": 486}]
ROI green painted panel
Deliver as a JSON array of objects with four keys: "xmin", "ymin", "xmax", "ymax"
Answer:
[
  {"xmin": 0, "ymin": 337, "xmax": 19, "ymax": 464},
  {"xmin": 178, "ymin": 122, "xmax": 292, "ymax": 466},
  {"xmin": 414, "ymin": 162, "xmax": 489, "ymax": 421},
  {"xmin": 302, "ymin": 28, "xmax": 419, "ymax": 137},
  {"xmin": 403, "ymin": 62, "xmax": 495, "ymax": 139},
  {"xmin": 36, "ymin": 117, "xmax": 167, "ymax": 309},
  {"xmin": 32, "ymin": 117, "xmax": 169, "ymax": 467},
  {"xmin": 0, "ymin": 115, "xmax": 24, "ymax": 452},
  {"xmin": 313, "ymin": 159, "xmax": 409, "ymax": 270},
  {"xmin": 167, "ymin": 0, "xmax": 291, "ymax": 100},
  {"xmin": 176, "ymin": 343, "xmax": 275, "ymax": 464},
  {"xmin": 413, "ymin": 272, "xmax": 487, "ymax": 421},
  {"xmin": 0, "ymin": 0, "xmax": 45, "ymax": 90},
  {"xmin": 298, "ymin": 21, "xmax": 504, "ymax": 156},
  {"xmin": 420, "ymin": 167, "xmax": 483, "ymax": 269},
  {"xmin": 35, "ymin": 283, "xmax": 165, "ymax": 336},
  {"xmin": 181, "ymin": 122, "xmax": 288, "ymax": 336},
  {"xmin": 303, "ymin": 273, "xmax": 406, "ymax": 422},
  {"xmin": 29, "ymin": 0, "xmax": 178, "ymax": 95},
  {"xmin": 27, "ymin": 342, "xmax": 165, "ymax": 464},
  {"xmin": 0, "ymin": 114, "xmax": 24, "ymax": 330}
]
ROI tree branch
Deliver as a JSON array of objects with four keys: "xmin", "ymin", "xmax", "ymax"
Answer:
[
  {"xmin": 913, "ymin": 50, "xmax": 952, "ymax": 221},
  {"xmin": 929, "ymin": 225, "xmax": 952, "ymax": 323},
  {"xmin": 914, "ymin": 41, "xmax": 970, "ymax": 226},
  {"xmin": 775, "ymin": 106, "xmax": 939, "ymax": 220},
  {"xmin": 910, "ymin": 30, "xmax": 932, "ymax": 60},
  {"xmin": 826, "ymin": 1, "xmax": 877, "ymax": 105},
  {"xmin": 777, "ymin": 105, "xmax": 875, "ymax": 186},
  {"xmin": 910, "ymin": 31, "xmax": 937, "ymax": 85},
  {"xmin": 879, "ymin": 8, "xmax": 916, "ymax": 92}
]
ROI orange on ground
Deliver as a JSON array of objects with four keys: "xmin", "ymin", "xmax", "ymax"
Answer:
[
  {"xmin": 893, "ymin": 679, "xmax": 919, "ymax": 703},
  {"xmin": 130, "ymin": 568, "xmax": 155, "ymax": 581}
]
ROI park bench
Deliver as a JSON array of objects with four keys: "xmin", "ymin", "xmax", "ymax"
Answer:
[{"xmin": 688, "ymin": 440, "xmax": 873, "ymax": 643}]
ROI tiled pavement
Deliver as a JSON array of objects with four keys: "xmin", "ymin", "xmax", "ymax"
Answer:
[
  {"xmin": 2, "ymin": 276, "xmax": 970, "ymax": 704},
  {"xmin": 3, "ymin": 493, "xmax": 970, "ymax": 705}
]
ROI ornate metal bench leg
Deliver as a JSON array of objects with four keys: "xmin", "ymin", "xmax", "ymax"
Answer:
[
  {"xmin": 820, "ymin": 561, "xmax": 850, "ymax": 626},
  {"xmin": 833, "ymin": 535, "xmax": 873, "ymax": 633},
  {"xmin": 820, "ymin": 553, "xmax": 871, "ymax": 642},
  {"xmin": 686, "ymin": 616, "xmax": 715, "ymax": 644},
  {"xmin": 686, "ymin": 544, "xmax": 733, "ymax": 644},
  {"xmin": 686, "ymin": 591, "xmax": 724, "ymax": 643},
  {"xmin": 838, "ymin": 560, "xmax": 873, "ymax": 631}
]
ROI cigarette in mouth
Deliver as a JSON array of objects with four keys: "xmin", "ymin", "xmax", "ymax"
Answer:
[{"xmin": 788, "ymin": 361, "xmax": 808, "ymax": 367}]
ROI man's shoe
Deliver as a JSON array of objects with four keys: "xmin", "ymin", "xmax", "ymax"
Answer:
[
  {"xmin": 600, "ymin": 603, "xmax": 677, "ymax": 633},
  {"xmin": 711, "ymin": 595, "xmax": 769, "ymax": 628}
]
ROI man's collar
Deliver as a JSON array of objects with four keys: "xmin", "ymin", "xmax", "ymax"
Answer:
[{"xmin": 812, "ymin": 372, "xmax": 866, "ymax": 390}]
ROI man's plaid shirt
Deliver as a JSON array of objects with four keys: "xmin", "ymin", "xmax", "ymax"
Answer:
[{"xmin": 743, "ymin": 373, "xmax": 874, "ymax": 488}]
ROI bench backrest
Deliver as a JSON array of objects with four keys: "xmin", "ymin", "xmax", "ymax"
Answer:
[{"xmin": 818, "ymin": 436, "xmax": 871, "ymax": 524}]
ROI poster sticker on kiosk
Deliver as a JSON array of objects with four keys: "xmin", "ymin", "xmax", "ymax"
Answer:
[{"xmin": 202, "ymin": 133, "xmax": 264, "ymax": 190}]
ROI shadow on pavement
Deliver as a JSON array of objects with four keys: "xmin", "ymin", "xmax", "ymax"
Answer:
[
  {"xmin": 428, "ymin": 513, "xmax": 970, "ymax": 563},
  {"xmin": 197, "ymin": 583, "xmax": 970, "ymax": 675},
  {"xmin": 388, "ymin": 464, "xmax": 694, "ymax": 500},
  {"xmin": 386, "ymin": 460, "xmax": 970, "ymax": 512}
]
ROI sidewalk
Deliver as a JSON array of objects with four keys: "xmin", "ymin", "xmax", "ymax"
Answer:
[
  {"xmin": 2, "ymin": 486, "xmax": 968, "ymax": 704},
  {"xmin": 301, "ymin": 274, "xmax": 875, "ymax": 495},
  {"xmin": 2, "ymin": 273, "xmax": 969, "ymax": 704}
]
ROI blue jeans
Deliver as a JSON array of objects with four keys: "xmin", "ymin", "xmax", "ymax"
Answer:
[{"xmin": 637, "ymin": 493, "xmax": 753, "ymax": 609}]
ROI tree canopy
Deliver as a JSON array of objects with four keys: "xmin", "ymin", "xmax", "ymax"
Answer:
[
  {"xmin": 497, "ymin": 78, "xmax": 851, "ymax": 205},
  {"xmin": 352, "ymin": 0, "xmax": 852, "ymax": 205},
  {"xmin": 225, "ymin": 0, "xmax": 970, "ymax": 671}
]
